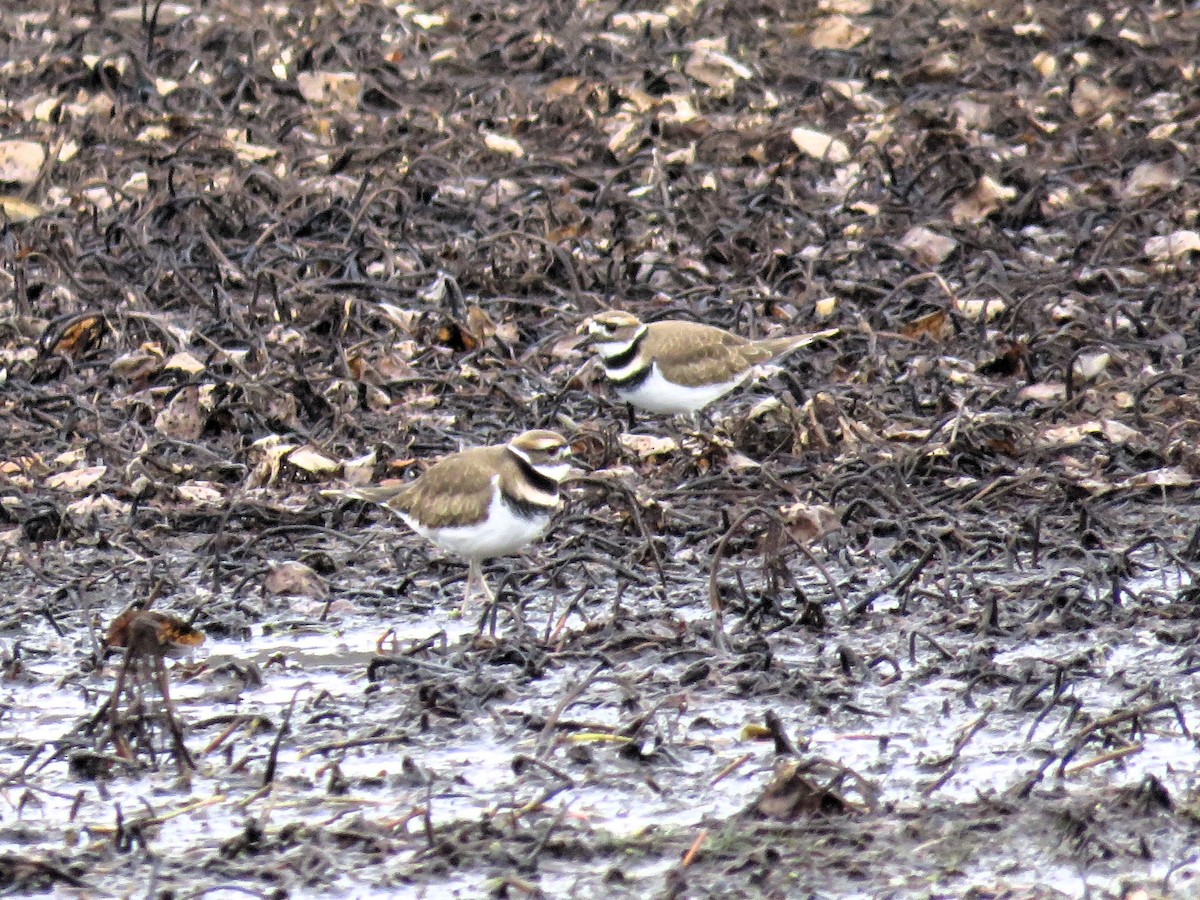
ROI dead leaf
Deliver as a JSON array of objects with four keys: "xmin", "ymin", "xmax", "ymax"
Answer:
[
  {"xmin": 883, "ymin": 424, "xmax": 933, "ymax": 442},
  {"xmin": 55, "ymin": 448, "xmax": 85, "ymax": 468},
  {"xmin": 684, "ymin": 39, "xmax": 754, "ymax": 92},
  {"xmin": 0, "ymin": 140, "xmax": 46, "ymax": 184},
  {"xmin": 1070, "ymin": 77, "xmax": 1121, "ymax": 119},
  {"xmin": 779, "ymin": 502, "xmax": 840, "ymax": 543},
  {"xmin": 919, "ymin": 50, "xmax": 961, "ymax": 78},
  {"xmin": 155, "ymin": 386, "xmax": 206, "ymax": 440},
  {"xmin": 901, "ymin": 310, "xmax": 952, "ymax": 341},
  {"xmin": 247, "ymin": 435, "xmax": 296, "ymax": 488},
  {"xmin": 364, "ymin": 384, "xmax": 391, "ymax": 411},
  {"xmin": 808, "ymin": 14, "xmax": 870, "ymax": 50},
  {"xmin": 55, "ymin": 448, "xmax": 85, "ymax": 467},
  {"xmin": 111, "ymin": 346, "xmax": 166, "ymax": 381},
  {"xmin": 44, "ymin": 315, "xmax": 105, "ymax": 358},
  {"xmin": 750, "ymin": 759, "xmax": 852, "ymax": 819},
  {"xmin": 464, "ymin": 305, "xmax": 497, "ymax": 344},
  {"xmin": 612, "ymin": 10, "xmax": 670, "ymax": 31},
  {"xmin": 225, "ymin": 130, "xmax": 278, "ymax": 162},
  {"xmin": 46, "ymin": 465, "xmax": 106, "ymax": 492},
  {"xmin": 1072, "ymin": 351, "xmax": 1110, "ymax": 380},
  {"xmin": 1119, "ymin": 467, "xmax": 1195, "ymax": 492},
  {"xmin": 350, "ymin": 350, "xmax": 416, "ymax": 384},
  {"xmin": 1018, "ymin": 382, "xmax": 1067, "ymax": 403},
  {"xmin": 899, "ymin": 226, "xmax": 957, "ymax": 267},
  {"xmin": 105, "ymin": 608, "xmax": 204, "ymax": 655},
  {"xmin": 66, "ymin": 494, "xmax": 131, "ymax": 520},
  {"xmin": 950, "ymin": 98, "xmax": 991, "ymax": 131},
  {"xmin": 296, "ymin": 71, "xmax": 361, "ymax": 107},
  {"xmin": 1123, "ymin": 160, "xmax": 1178, "ymax": 198},
  {"xmin": 954, "ymin": 297, "xmax": 1006, "ymax": 321},
  {"xmin": 110, "ymin": 3, "xmax": 191, "ymax": 24},
  {"xmin": 410, "ymin": 11, "xmax": 445, "ymax": 28},
  {"xmin": 725, "ymin": 451, "xmax": 760, "ymax": 471},
  {"xmin": 175, "ymin": 481, "xmax": 224, "ymax": 506},
  {"xmin": 264, "ymin": 561, "xmax": 329, "ymax": 599},
  {"xmin": 619, "ymin": 433, "xmax": 679, "ymax": 459},
  {"xmin": 545, "ymin": 77, "xmax": 585, "ymax": 101},
  {"xmin": 163, "ymin": 350, "xmax": 206, "ymax": 375},
  {"xmin": 1145, "ymin": 230, "xmax": 1200, "ymax": 262},
  {"xmin": 483, "ymin": 132, "xmax": 525, "ymax": 158},
  {"xmin": 286, "ymin": 445, "xmax": 341, "ymax": 478},
  {"xmin": 374, "ymin": 303, "xmax": 422, "ymax": 332},
  {"xmin": 0, "ymin": 196, "xmax": 45, "ymax": 222},
  {"xmin": 951, "ymin": 175, "xmax": 1016, "ymax": 225},
  {"xmin": 138, "ymin": 124, "xmax": 173, "ymax": 143},
  {"xmin": 1031, "ymin": 51, "xmax": 1057, "ymax": 78},
  {"xmin": 1040, "ymin": 419, "xmax": 1143, "ymax": 450},
  {"xmin": 0, "ymin": 455, "xmax": 47, "ymax": 476},
  {"xmin": 1101, "ymin": 420, "xmax": 1139, "ymax": 444},
  {"xmin": 1038, "ymin": 422, "xmax": 1101, "ymax": 447},
  {"xmin": 819, "ymin": 0, "xmax": 873, "ymax": 12},
  {"xmin": 550, "ymin": 333, "xmax": 588, "ymax": 359},
  {"xmin": 790, "ymin": 126, "xmax": 850, "ymax": 163},
  {"xmin": 342, "ymin": 450, "xmax": 377, "ymax": 486}
]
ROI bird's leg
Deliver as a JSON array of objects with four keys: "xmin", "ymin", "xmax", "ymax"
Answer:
[
  {"xmin": 461, "ymin": 560, "xmax": 495, "ymax": 613},
  {"xmin": 669, "ymin": 410, "xmax": 713, "ymax": 457},
  {"xmin": 658, "ymin": 415, "xmax": 692, "ymax": 456},
  {"xmin": 472, "ymin": 564, "xmax": 514, "ymax": 640}
]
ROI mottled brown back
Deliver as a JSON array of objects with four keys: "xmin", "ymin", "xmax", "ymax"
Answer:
[
  {"xmin": 367, "ymin": 445, "xmax": 509, "ymax": 529},
  {"xmin": 640, "ymin": 321, "xmax": 762, "ymax": 387}
]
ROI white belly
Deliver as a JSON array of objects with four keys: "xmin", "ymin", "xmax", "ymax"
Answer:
[
  {"xmin": 400, "ymin": 488, "xmax": 552, "ymax": 562},
  {"xmin": 616, "ymin": 363, "xmax": 746, "ymax": 415}
]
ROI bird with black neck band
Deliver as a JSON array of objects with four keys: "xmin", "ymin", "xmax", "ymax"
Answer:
[
  {"xmin": 580, "ymin": 310, "xmax": 838, "ymax": 424},
  {"xmin": 334, "ymin": 430, "xmax": 576, "ymax": 611}
]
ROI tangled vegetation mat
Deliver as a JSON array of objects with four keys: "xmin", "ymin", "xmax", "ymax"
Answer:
[{"xmin": 2, "ymin": 1, "xmax": 1200, "ymax": 897}]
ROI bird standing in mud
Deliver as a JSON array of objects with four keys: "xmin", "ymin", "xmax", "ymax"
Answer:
[
  {"xmin": 581, "ymin": 310, "xmax": 838, "ymax": 417},
  {"xmin": 337, "ymin": 430, "xmax": 574, "ymax": 609}
]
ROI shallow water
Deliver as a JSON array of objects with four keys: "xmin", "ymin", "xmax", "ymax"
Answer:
[{"xmin": 2, "ymin": 544, "xmax": 1196, "ymax": 897}]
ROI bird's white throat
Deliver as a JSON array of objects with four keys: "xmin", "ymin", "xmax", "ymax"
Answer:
[
  {"xmin": 507, "ymin": 447, "xmax": 572, "ymax": 485},
  {"xmin": 593, "ymin": 337, "xmax": 639, "ymax": 359},
  {"xmin": 530, "ymin": 462, "xmax": 573, "ymax": 482}
]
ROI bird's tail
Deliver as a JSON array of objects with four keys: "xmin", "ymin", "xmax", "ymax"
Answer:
[
  {"xmin": 750, "ymin": 327, "xmax": 840, "ymax": 362},
  {"xmin": 321, "ymin": 483, "xmax": 410, "ymax": 510}
]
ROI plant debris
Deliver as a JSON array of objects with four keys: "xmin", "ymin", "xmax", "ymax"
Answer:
[{"xmin": 1, "ymin": 0, "xmax": 1199, "ymax": 895}]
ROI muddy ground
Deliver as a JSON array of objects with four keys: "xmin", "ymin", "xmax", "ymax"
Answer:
[{"xmin": 2, "ymin": 0, "xmax": 1200, "ymax": 897}]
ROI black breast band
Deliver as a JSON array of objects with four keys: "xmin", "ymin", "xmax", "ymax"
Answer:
[{"xmin": 503, "ymin": 458, "xmax": 560, "ymax": 520}]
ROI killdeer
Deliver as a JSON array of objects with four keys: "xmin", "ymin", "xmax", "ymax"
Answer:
[
  {"xmin": 341, "ymin": 430, "xmax": 573, "ymax": 609},
  {"xmin": 582, "ymin": 311, "xmax": 838, "ymax": 416}
]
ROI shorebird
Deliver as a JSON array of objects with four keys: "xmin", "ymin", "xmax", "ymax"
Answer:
[
  {"xmin": 581, "ymin": 310, "xmax": 838, "ymax": 416},
  {"xmin": 340, "ymin": 430, "xmax": 574, "ymax": 608}
]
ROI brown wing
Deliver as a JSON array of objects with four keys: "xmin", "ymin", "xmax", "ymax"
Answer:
[
  {"xmin": 749, "ymin": 328, "xmax": 840, "ymax": 363},
  {"xmin": 642, "ymin": 320, "xmax": 757, "ymax": 387},
  {"xmin": 371, "ymin": 445, "xmax": 503, "ymax": 529}
]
